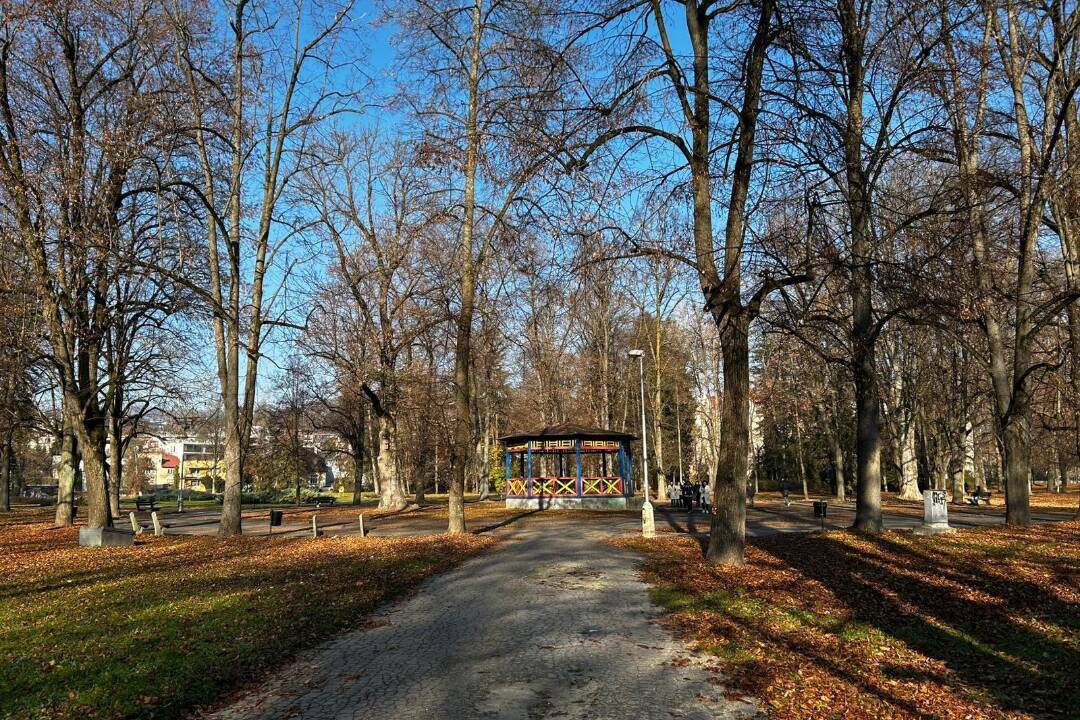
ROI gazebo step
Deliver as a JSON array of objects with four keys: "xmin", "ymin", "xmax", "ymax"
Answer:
[{"xmin": 505, "ymin": 496, "xmax": 644, "ymax": 511}]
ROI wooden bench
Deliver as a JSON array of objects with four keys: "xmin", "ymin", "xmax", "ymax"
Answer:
[
  {"xmin": 313, "ymin": 497, "xmax": 337, "ymax": 507},
  {"xmin": 966, "ymin": 490, "xmax": 992, "ymax": 506},
  {"xmin": 135, "ymin": 496, "xmax": 158, "ymax": 512}
]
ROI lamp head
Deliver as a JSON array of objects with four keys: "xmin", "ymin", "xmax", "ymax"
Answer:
[{"xmin": 628, "ymin": 349, "xmax": 644, "ymax": 358}]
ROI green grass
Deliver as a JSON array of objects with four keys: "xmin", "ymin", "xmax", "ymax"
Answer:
[{"xmin": 0, "ymin": 523, "xmax": 493, "ymax": 720}]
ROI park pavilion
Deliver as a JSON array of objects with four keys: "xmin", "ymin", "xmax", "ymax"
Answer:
[{"xmin": 500, "ymin": 423, "xmax": 643, "ymax": 510}]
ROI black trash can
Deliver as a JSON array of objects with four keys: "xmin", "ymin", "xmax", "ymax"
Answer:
[{"xmin": 813, "ymin": 500, "xmax": 828, "ymax": 518}]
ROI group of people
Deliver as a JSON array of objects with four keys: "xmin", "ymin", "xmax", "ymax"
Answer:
[
  {"xmin": 665, "ymin": 477, "xmax": 794, "ymax": 513},
  {"xmin": 667, "ymin": 479, "xmax": 710, "ymax": 514}
]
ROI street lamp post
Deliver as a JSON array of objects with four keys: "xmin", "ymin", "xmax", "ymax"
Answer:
[{"xmin": 629, "ymin": 349, "xmax": 655, "ymax": 538}]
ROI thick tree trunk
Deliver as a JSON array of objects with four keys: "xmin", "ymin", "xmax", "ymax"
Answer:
[
  {"xmin": 64, "ymin": 390, "xmax": 111, "ymax": 528},
  {"xmin": 375, "ymin": 413, "xmax": 407, "ymax": 510},
  {"xmin": 708, "ymin": 315, "xmax": 749, "ymax": 564},
  {"xmin": 851, "ymin": 350, "xmax": 882, "ymax": 530},
  {"xmin": 1002, "ymin": 416, "xmax": 1032, "ymax": 525}
]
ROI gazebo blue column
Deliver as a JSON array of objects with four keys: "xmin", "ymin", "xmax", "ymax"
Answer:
[
  {"xmin": 504, "ymin": 449, "xmax": 511, "ymax": 490},
  {"xmin": 526, "ymin": 442, "xmax": 533, "ymax": 496},
  {"xmin": 575, "ymin": 439, "xmax": 583, "ymax": 496},
  {"xmin": 618, "ymin": 442, "xmax": 632, "ymax": 495}
]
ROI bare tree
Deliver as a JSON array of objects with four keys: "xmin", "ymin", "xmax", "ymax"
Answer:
[
  {"xmin": 569, "ymin": 0, "xmax": 808, "ymax": 563},
  {"xmin": 169, "ymin": 0, "xmax": 360, "ymax": 535},
  {"xmin": 303, "ymin": 133, "xmax": 446, "ymax": 511},
  {"xmin": 1, "ymin": 1, "xmax": 180, "ymax": 527}
]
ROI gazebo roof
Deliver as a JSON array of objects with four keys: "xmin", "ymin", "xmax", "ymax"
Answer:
[{"xmin": 499, "ymin": 422, "xmax": 636, "ymax": 444}]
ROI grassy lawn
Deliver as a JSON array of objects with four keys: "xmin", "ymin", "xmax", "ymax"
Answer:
[
  {"xmin": 0, "ymin": 521, "xmax": 494, "ymax": 720},
  {"xmin": 617, "ymin": 521, "xmax": 1080, "ymax": 720}
]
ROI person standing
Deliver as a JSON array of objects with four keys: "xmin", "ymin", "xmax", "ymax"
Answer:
[
  {"xmin": 700, "ymin": 481, "xmax": 711, "ymax": 513},
  {"xmin": 780, "ymin": 478, "xmax": 791, "ymax": 507},
  {"xmin": 681, "ymin": 481, "xmax": 694, "ymax": 513}
]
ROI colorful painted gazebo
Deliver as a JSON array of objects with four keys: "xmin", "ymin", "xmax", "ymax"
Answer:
[{"xmin": 500, "ymin": 423, "xmax": 642, "ymax": 510}]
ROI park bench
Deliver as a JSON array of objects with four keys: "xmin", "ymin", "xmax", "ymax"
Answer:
[
  {"xmin": 135, "ymin": 496, "xmax": 158, "ymax": 512},
  {"xmin": 313, "ymin": 497, "xmax": 336, "ymax": 507},
  {"xmin": 966, "ymin": 490, "xmax": 992, "ymax": 506}
]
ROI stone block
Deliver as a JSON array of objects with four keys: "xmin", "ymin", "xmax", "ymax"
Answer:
[
  {"xmin": 917, "ymin": 489, "xmax": 955, "ymax": 534},
  {"xmin": 79, "ymin": 526, "xmax": 135, "ymax": 547}
]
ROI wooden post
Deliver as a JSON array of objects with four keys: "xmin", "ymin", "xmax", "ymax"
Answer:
[
  {"xmin": 151, "ymin": 511, "xmax": 163, "ymax": 536},
  {"xmin": 128, "ymin": 512, "xmax": 142, "ymax": 535},
  {"xmin": 311, "ymin": 515, "xmax": 319, "ymax": 538},
  {"xmin": 358, "ymin": 513, "xmax": 366, "ymax": 536}
]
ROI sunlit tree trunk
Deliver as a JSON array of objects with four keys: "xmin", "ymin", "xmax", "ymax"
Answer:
[{"xmin": 448, "ymin": 0, "xmax": 485, "ymax": 535}]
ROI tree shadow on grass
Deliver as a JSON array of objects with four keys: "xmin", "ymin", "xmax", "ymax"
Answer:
[{"xmin": 747, "ymin": 530, "xmax": 1080, "ymax": 719}]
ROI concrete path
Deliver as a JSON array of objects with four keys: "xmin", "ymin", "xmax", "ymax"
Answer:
[{"xmin": 204, "ymin": 521, "xmax": 761, "ymax": 720}]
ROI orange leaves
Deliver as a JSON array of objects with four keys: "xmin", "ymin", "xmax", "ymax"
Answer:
[{"xmin": 617, "ymin": 521, "xmax": 1080, "ymax": 720}]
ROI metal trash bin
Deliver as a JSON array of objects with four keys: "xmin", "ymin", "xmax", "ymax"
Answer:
[
  {"xmin": 268, "ymin": 509, "xmax": 283, "ymax": 535},
  {"xmin": 813, "ymin": 500, "xmax": 827, "ymax": 530}
]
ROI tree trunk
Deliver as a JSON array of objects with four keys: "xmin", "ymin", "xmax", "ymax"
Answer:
[
  {"xmin": 898, "ymin": 415, "xmax": 921, "ymax": 500},
  {"xmin": 217, "ymin": 402, "xmax": 244, "ymax": 536},
  {"xmin": 651, "ymin": 369, "xmax": 667, "ymax": 500},
  {"xmin": 375, "ymin": 412, "xmax": 407, "ymax": 510},
  {"xmin": 700, "ymin": 0, "xmax": 772, "ymax": 565},
  {"xmin": 841, "ymin": 0, "xmax": 882, "ymax": 533},
  {"xmin": 64, "ymin": 387, "xmax": 111, "ymax": 528},
  {"xmin": 108, "ymin": 424, "xmax": 123, "ymax": 519},
  {"xmin": 794, "ymin": 402, "xmax": 809, "ymax": 500},
  {"xmin": 414, "ymin": 466, "xmax": 426, "ymax": 506},
  {"xmin": 950, "ymin": 455, "xmax": 966, "ymax": 504},
  {"xmin": 1002, "ymin": 416, "xmax": 1032, "ymax": 525},
  {"xmin": 55, "ymin": 426, "xmax": 79, "ymax": 526},
  {"xmin": 352, "ymin": 452, "xmax": 363, "ymax": 505},
  {"xmin": 708, "ymin": 315, "xmax": 750, "ymax": 564},
  {"xmin": 0, "ymin": 436, "xmax": 11, "ymax": 512},
  {"xmin": 478, "ymin": 412, "xmax": 491, "ymax": 501},
  {"xmin": 447, "ymin": 0, "xmax": 485, "ymax": 535},
  {"xmin": 830, "ymin": 428, "xmax": 846, "ymax": 502}
]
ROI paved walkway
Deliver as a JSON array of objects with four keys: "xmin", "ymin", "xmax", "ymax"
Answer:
[
  {"xmin": 205, "ymin": 521, "xmax": 762, "ymax": 720},
  {"xmin": 149, "ymin": 497, "xmax": 1077, "ymax": 540}
]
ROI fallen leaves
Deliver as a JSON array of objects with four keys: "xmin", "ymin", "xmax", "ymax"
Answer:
[
  {"xmin": 0, "ymin": 521, "xmax": 495, "ymax": 720},
  {"xmin": 615, "ymin": 520, "xmax": 1080, "ymax": 720}
]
